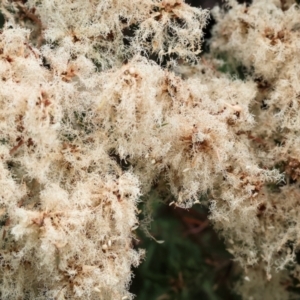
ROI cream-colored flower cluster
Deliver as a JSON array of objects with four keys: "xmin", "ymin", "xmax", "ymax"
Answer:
[
  {"xmin": 1, "ymin": 0, "xmax": 300, "ymax": 299},
  {"xmin": 0, "ymin": 25, "xmax": 142, "ymax": 299},
  {"xmin": 211, "ymin": 0, "xmax": 300, "ymax": 298}
]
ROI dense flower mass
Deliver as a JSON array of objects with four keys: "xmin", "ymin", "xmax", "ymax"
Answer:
[{"xmin": 0, "ymin": 0, "xmax": 300, "ymax": 299}]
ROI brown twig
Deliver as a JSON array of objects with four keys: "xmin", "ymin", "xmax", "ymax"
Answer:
[
  {"xmin": 15, "ymin": 2, "xmax": 44, "ymax": 47},
  {"xmin": 9, "ymin": 138, "xmax": 24, "ymax": 155}
]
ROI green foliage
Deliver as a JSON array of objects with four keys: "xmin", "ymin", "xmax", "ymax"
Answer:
[
  {"xmin": 216, "ymin": 53, "xmax": 248, "ymax": 80},
  {"xmin": 131, "ymin": 199, "xmax": 241, "ymax": 300}
]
